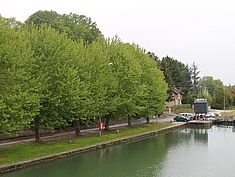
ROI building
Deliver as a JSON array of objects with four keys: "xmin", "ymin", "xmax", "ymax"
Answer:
[{"xmin": 171, "ymin": 87, "xmax": 183, "ymax": 105}]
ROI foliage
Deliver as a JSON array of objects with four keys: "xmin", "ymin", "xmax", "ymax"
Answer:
[
  {"xmin": 199, "ymin": 76, "xmax": 223, "ymax": 96},
  {"xmin": 173, "ymin": 104, "xmax": 192, "ymax": 111},
  {"xmin": 0, "ymin": 16, "xmax": 22, "ymax": 28},
  {"xmin": 0, "ymin": 18, "xmax": 40, "ymax": 134},
  {"xmin": 190, "ymin": 62, "xmax": 200, "ymax": 99},
  {"xmin": 25, "ymin": 10, "xmax": 103, "ymax": 43},
  {"xmin": 105, "ymin": 41, "xmax": 168, "ymax": 122},
  {"xmin": 225, "ymin": 86, "xmax": 235, "ymax": 108},
  {"xmin": 24, "ymin": 25, "xmax": 85, "ymax": 140},
  {"xmin": 183, "ymin": 91, "xmax": 194, "ymax": 104},
  {"xmin": 160, "ymin": 56, "xmax": 192, "ymax": 91},
  {"xmin": 199, "ymin": 76, "xmax": 224, "ymax": 109},
  {"xmin": 138, "ymin": 49, "xmax": 168, "ymax": 118},
  {"xmin": 0, "ymin": 13, "xmax": 168, "ymax": 140},
  {"xmin": 147, "ymin": 52, "xmax": 161, "ymax": 67},
  {"xmin": 159, "ymin": 56, "xmax": 192, "ymax": 102},
  {"xmin": 197, "ymin": 76, "xmax": 235, "ymax": 109}
]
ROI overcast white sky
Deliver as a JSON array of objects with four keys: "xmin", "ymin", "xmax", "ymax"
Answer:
[{"xmin": 1, "ymin": 0, "xmax": 234, "ymax": 85}]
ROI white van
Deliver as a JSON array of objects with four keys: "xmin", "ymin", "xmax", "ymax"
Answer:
[{"xmin": 179, "ymin": 113, "xmax": 194, "ymax": 120}]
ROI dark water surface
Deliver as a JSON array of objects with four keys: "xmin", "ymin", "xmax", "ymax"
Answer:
[{"xmin": 2, "ymin": 125, "xmax": 235, "ymax": 177}]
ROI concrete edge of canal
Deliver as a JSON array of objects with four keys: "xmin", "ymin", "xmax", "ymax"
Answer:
[{"xmin": 0, "ymin": 122, "xmax": 186, "ymax": 174}]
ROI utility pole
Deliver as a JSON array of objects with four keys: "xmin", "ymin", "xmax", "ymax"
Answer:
[{"xmin": 223, "ymin": 87, "xmax": 226, "ymax": 118}]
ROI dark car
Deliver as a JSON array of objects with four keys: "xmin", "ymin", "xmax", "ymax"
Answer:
[{"xmin": 174, "ymin": 115, "xmax": 190, "ymax": 122}]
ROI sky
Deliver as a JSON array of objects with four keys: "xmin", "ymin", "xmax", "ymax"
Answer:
[{"xmin": 1, "ymin": 0, "xmax": 235, "ymax": 85}]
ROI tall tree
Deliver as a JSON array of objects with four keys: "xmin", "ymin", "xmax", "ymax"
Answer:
[
  {"xmin": 0, "ymin": 17, "xmax": 40, "ymax": 134},
  {"xmin": 190, "ymin": 62, "xmax": 200, "ymax": 98},
  {"xmin": 25, "ymin": 25, "xmax": 82, "ymax": 141},
  {"xmin": 138, "ymin": 50, "xmax": 168, "ymax": 123},
  {"xmin": 160, "ymin": 56, "xmax": 192, "ymax": 100},
  {"xmin": 147, "ymin": 52, "xmax": 161, "ymax": 67},
  {"xmin": 108, "ymin": 40, "xmax": 145, "ymax": 126},
  {"xmin": 106, "ymin": 41, "xmax": 167, "ymax": 126},
  {"xmin": 25, "ymin": 10, "xmax": 103, "ymax": 43}
]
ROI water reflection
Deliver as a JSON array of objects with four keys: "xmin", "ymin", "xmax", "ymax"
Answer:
[{"xmin": 2, "ymin": 126, "xmax": 235, "ymax": 177}]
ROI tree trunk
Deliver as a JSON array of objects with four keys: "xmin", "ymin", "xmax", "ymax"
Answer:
[
  {"xmin": 74, "ymin": 120, "xmax": 80, "ymax": 136},
  {"xmin": 146, "ymin": 117, "xmax": 150, "ymax": 124},
  {"xmin": 105, "ymin": 116, "xmax": 110, "ymax": 131},
  {"xmin": 128, "ymin": 116, "xmax": 131, "ymax": 127},
  {"xmin": 34, "ymin": 117, "xmax": 40, "ymax": 143}
]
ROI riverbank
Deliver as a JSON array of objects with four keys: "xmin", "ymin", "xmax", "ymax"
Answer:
[{"xmin": 0, "ymin": 122, "xmax": 185, "ymax": 174}]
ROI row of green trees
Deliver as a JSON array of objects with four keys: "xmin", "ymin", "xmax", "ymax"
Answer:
[
  {"xmin": 0, "ymin": 13, "xmax": 167, "ymax": 141},
  {"xmin": 198, "ymin": 76, "xmax": 235, "ymax": 109},
  {"xmin": 2, "ymin": 10, "xmax": 234, "ymax": 142}
]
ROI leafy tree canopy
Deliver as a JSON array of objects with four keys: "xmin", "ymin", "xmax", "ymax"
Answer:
[
  {"xmin": 160, "ymin": 56, "xmax": 192, "ymax": 94},
  {"xmin": 25, "ymin": 10, "xmax": 103, "ymax": 43},
  {"xmin": 0, "ymin": 17, "xmax": 40, "ymax": 134}
]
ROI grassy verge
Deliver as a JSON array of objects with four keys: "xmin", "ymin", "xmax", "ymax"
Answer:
[
  {"xmin": 0, "ymin": 122, "xmax": 173, "ymax": 166},
  {"xmin": 220, "ymin": 110, "xmax": 235, "ymax": 119}
]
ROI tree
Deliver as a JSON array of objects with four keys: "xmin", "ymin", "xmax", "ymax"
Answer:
[
  {"xmin": 25, "ymin": 10, "xmax": 103, "ymax": 43},
  {"xmin": 183, "ymin": 91, "xmax": 194, "ymax": 104},
  {"xmin": 62, "ymin": 13, "xmax": 103, "ymax": 43},
  {"xmin": 190, "ymin": 62, "xmax": 200, "ymax": 98},
  {"xmin": 110, "ymin": 41, "xmax": 145, "ymax": 126},
  {"xmin": 0, "ymin": 17, "xmax": 40, "ymax": 134},
  {"xmin": 225, "ymin": 86, "xmax": 235, "ymax": 108},
  {"xmin": 138, "ymin": 50, "xmax": 168, "ymax": 123},
  {"xmin": 147, "ymin": 52, "xmax": 161, "ymax": 67},
  {"xmin": 199, "ymin": 76, "xmax": 225, "ymax": 109},
  {"xmin": 160, "ymin": 56, "xmax": 192, "ymax": 101},
  {"xmin": 104, "ymin": 40, "xmax": 168, "ymax": 126},
  {"xmin": 0, "ymin": 16, "xmax": 22, "ymax": 28},
  {"xmin": 199, "ymin": 76, "xmax": 223, "ymax": 96},
  {"xmin": 25, "ymin": 25, "xmax": 82, "ymax": 141},
  {"xmin": 68, "ymin": 38, "xmax": 120, "ymax": 133},
  {"xmin": 87, "ymin": 39, "xmax": 120, "ymax": 130}
]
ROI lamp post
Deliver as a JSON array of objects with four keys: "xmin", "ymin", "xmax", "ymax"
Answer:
[{"xmin": 198, "ymin": 85, "xmax": 202, "ymax": 98}]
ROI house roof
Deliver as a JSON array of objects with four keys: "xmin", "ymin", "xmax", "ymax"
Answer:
[{"xmin": 171, "ymin": 87, "xmax": 184, "ymax": 95}]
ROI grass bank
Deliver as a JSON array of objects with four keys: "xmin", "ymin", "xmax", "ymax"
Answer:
[
  {"xmin": 220, "ymin": 110, "xmax": 235, "ymax": 119},
  {"xmin": 0, "ymin": 122, "xmax": 173, "ymax": 166}
]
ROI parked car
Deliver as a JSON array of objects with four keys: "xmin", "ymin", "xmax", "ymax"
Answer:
[
  {"xmin": 174, "ymin": 115, "xmax": 190, "ymax": 122},
  {"xmin": 212, "ymin": 112, "xmax": 221, "ymax": 117},
  {"xmin": 206, "ymin": 112, "xmax": 216, "ymax": 118},
  {"xmin": 179, "ymin": 113, "xmax": 194, "ymax": 120}
]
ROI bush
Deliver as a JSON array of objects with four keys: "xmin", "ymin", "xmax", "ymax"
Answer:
[
  {"xmin": 173, "ymin": 104, "xmax": 191, "ymax": 110},
  {"xmin": 172, "ymin": 104, "xmax": 193, "ymax": 113}
]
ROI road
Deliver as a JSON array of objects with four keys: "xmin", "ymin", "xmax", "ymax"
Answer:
[{"xmin": 0, "ymin": 117, "xmax": 174, "ymax": 147}]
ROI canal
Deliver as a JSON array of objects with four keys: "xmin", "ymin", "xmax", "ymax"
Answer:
[{"xmin": 2, "ymin": 125, "xmax": 235, "ymax": 177}]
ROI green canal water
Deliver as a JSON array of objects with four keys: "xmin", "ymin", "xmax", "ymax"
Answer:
[{"xmin": 2, "ymin": 125, "xmax": 235, "ymax": 177}]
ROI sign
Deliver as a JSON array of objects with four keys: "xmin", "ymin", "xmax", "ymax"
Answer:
[{"xmin": 98, "ymin": 122, "xmax": 105, "ymax": 130}]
